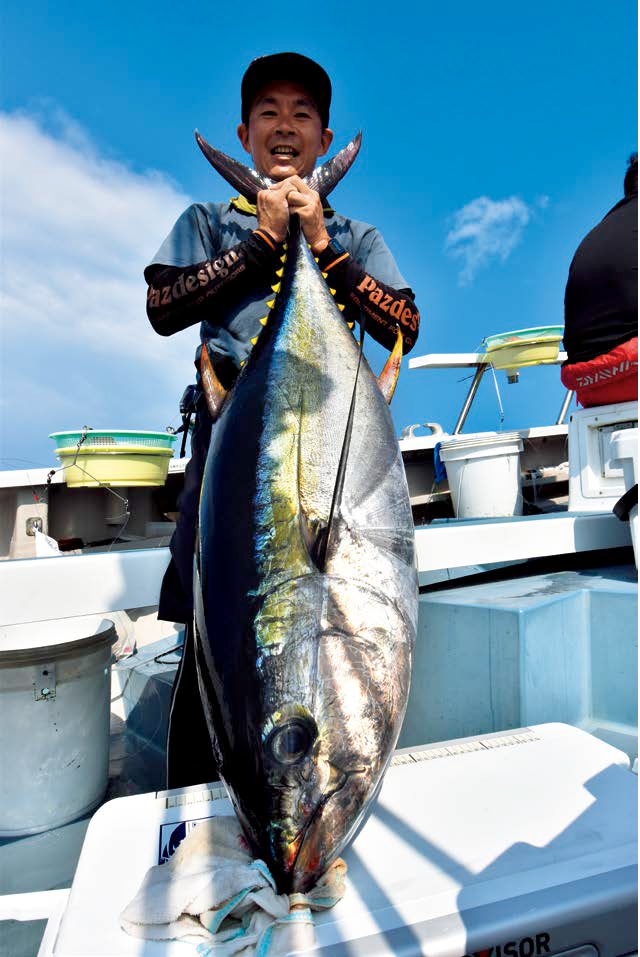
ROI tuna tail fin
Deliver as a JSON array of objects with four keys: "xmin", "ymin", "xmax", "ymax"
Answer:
[
  {"xmin": 306, "ymin": 132, "xmax": 363, "ymax": 201},
  {"xmin": 195, "ymin": 130, "xmax": 362, "ymax": 203},
  {"xmin": 195, "ymin": 131, "xmax": 272, "ymax": 204}
]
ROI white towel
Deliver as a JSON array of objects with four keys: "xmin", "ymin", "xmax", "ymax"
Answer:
[{"xmin": 120, "ymin": 815, "xmax": 346, "ymax": 956}]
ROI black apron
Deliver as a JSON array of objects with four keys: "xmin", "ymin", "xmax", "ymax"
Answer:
[{"xmin": 159, "ymin": 409, "xmax": 219, "ymax": 788}]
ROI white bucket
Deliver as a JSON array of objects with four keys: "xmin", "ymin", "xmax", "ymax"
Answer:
[
  {"xmin": 0, "ymin": 615, "xmax": 116, "ymax": 836},
  {"xmin": 439, "ymin": 431, "xmax": 524, "ymax": 519}
]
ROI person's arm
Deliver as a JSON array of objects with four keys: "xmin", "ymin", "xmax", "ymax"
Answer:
[
  {"xmin": 275, "ymin": 179, "xmax": 420, "ymax": 353},
  {"xmin": 317, "ymin": 242, "xmax": 420, "ymax": 353},
  {"xmin": 146, "ymin": 229, "xmax": 284, "ymax": 336}
]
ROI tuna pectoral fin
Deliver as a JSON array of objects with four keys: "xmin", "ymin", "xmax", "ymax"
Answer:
[
  {"xmin": 316, "ymin": 318, "xmax": 368, "ymax": 571},
  {"xmin": 296, "ymin": 399, "xmax": 330, "ymax": 570},
  {"xmin": 299, "ymin": 505, "xmax": 327, "ymax": 571},
  {"xmin": 377, "ymin": 326, "xmax": 404, "ymax": 404},
  {"xmin": 200, "ymin": 343, "xmax": 228, "ymax": 421}
]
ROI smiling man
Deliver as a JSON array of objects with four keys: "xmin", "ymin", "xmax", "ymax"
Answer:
[{"xmin": 145, "ymin": 52, "xmax": 421, "ymax": 788}]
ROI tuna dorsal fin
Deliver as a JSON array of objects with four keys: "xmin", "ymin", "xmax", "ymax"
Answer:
[
  {"xmin": 195, "ymin": 130, "xmax": 362, "ymax": 203},
  {"xmin": 200, "ymin": 342, "xmax": 229, "ymax": 421},
  {"xmin": 376, "ymin": 326, "xmax": 404, "ymax": 403},
  {"xmin": 195, "ymin": 131, "xmax": 272, "ymax": 204},
  {"xmin": 306, "ymin": 132, "xmax": 363, "ymax": 201}
]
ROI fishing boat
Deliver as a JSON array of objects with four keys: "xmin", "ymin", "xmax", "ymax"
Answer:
[{"xmin": 0, "ymin": 340, "xmax": 636, "ymax": 956}]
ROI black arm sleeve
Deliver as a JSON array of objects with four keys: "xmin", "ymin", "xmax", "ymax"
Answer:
[
  {"xmin": 317, "ymin": 246, "xmax": 420, "ymax": 354},
  {"xmin": 146, "ymin": 230, "xmax": 284, "ymax": 336}
]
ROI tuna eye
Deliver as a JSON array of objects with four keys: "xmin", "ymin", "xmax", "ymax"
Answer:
[{"xmin": 268, "ymin": 718, "xmax": 314, "ymax": 765}]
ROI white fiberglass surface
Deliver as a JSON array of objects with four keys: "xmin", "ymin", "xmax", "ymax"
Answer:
[{"xmin": 0, "ymin": 615, "xmax": 114, "ymax": 653}]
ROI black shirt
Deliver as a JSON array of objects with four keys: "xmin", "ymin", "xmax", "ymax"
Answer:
[{"xmin": 563, "ymin": 193, "xmax": 638, "ymax": 364}]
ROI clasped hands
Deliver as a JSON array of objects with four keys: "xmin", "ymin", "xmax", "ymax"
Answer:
[{"xmin": 257, "ymin": 177, "xmax": 330, "ymax": 255}]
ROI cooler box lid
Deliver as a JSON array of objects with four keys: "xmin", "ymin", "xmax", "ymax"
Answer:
[{"xmin": 53, "ymin": 723, "xmax": 638, "ymax": 956}]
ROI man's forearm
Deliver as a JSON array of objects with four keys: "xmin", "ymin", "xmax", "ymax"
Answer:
[
  {"xmin": 146, "ymin": 230, "xmax": 283, "ymax": 336},
  {"xmin": 317, "ymin": 245, "xmax": 420, "ymax": 353}
]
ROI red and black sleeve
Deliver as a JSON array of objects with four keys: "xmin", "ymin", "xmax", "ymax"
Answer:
[
  {"xmin": 146, "ymin": 230, "xmax": 284, "ymax": 336},
  {"xmin": 317, "ymin": 244, "xmax": 420, "ymax": 354}
]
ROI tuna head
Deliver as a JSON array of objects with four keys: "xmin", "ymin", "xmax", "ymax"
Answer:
[{"xmin": 232, "ymin": 570, "xmax": 413, "ymax": 894}]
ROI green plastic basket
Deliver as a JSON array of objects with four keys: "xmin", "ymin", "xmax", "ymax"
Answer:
[
  {"xmin": 48, "ymin": 430, "xmax": 178, "ymax": 487},
  {"xmin": 483, "ymin": 326, "xmax": 564, "ymax": 371},
  {"xmin": 484, "ymin": 325, "xmax": 564, "ymax": 351},
  {"xmin": 50, "ymin": 430, "xmax": 177, "ymax": 451}
]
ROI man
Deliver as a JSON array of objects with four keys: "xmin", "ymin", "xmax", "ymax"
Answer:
[
  {"xmin": 561, "ymin": 153, "xmax": 637, "ymax": 407},
  {"xmin": 145, "ymin": 53, "xmax": 421, "ymax": 787}
]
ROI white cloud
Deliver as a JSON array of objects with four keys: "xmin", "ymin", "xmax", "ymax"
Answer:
[
  {"xmin": 0, "ymin": 110, "xmax": 198, "ymax": 465},
  {"xmin": 445, "ymin": 195, "xmax": 532, "ymax": 285}
]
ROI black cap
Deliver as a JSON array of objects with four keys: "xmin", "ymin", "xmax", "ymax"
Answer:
[{"xmin": 241, "ymin": 53, "xmax": 331, "ymax": 129}]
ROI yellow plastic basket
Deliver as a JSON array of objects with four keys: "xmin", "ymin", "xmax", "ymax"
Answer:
[
  {"xmin": 483, "ymin": 326, "xmax": 563, "ymax": 371},
  {"xmin": 50, "ymin": 430, "xmax": 176, "ymax": 488}
]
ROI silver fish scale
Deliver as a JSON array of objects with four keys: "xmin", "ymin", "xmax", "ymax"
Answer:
[{"xmin": 255, "ymin": 238, "xmax": 415, "ymax": 600}]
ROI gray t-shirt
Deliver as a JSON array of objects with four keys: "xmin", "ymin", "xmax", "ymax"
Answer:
[{"xmin": 146, "ymin": 199, "xmax": 409, "ymax": 372}]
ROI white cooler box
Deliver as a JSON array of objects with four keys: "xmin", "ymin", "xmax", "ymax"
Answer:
[{"xmin": 50, "ymin": 723, "xmax": 637, "ymax": 957}]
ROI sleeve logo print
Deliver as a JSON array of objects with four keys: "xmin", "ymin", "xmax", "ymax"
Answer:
[
  {"xmin": 356, "ymin": 275, "xmax": 419, "ymax": 331},
  {"xmin": 147, "ymin": 249, "xmax": 242, "ymax": 309}
]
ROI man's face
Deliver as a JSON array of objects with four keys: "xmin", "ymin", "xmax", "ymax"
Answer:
[{"xmin": 237, "ymin": 80, "xmax": 333, "ymax": 180}]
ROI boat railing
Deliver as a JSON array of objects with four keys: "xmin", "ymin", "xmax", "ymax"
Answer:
[
  {"xmin": 407, "ymin": 352, "xmax": 573, "ymax": 433},
  {"xmin": 1, "ymin": 504, "xmax": 632, "ymax": 627}
]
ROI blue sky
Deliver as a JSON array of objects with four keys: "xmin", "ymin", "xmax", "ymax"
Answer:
[{"xmin": 1, "ymin": 1, "xmax": 637, "ymax": 468}]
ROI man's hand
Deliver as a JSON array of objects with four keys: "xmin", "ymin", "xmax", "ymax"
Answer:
[
  {"xmin": 279, "ymin": 176, "xmax": 330, "ymax": 254},
  {"xmin": 256, "ymin": 182, "xmax": 290, "ymax": 244},
  {"xmin": 259, "ymin": 177, "xmax": 330, "ymax": 254}
]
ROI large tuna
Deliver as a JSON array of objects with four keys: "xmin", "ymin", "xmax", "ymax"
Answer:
[{"xmin": 192, "ymin": 132, "xmax": 418, "ymax": 893}]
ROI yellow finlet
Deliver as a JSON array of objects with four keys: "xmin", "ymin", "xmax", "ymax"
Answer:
[
  {"xmin": 347, "ymin": 321, "xmax": 355, "ymax": 329},
  {"xmin": 280, "ymin": 255, "xmax": 287, "ymax": 263},
  {"xmin": 322, "ymin": 272, "xmax": 328, "ymax": 279},
  {"xmin": 337, "ymin": 303, "xmax": 345, "ymax": 311},
  {"xmin": 266, "ymin": 300, "xmax": 275, "ymax": 310},
  {"xmin": 250, "ymin": 335, "xmax": 259, "ymax": 345},
  {"xmin": 259, "ymin": 316, "xmax": 268, "ymax": 326},
  {"xmin": 271, "ymin": 282, "xmax": 281, "ymax": 293},
  {"xmin": 283, "ymin": 243, "xmax": 288, "ymax": 250},
  {"xmin": 329, "ymin": 288, "xmax": 337, "ymax": 296},
  {"xmin": 240, "ymin": 359, "xmax": 246, "ymax": 368},
  {"xmin": 275, "ymin": 268, "xmax": 284, "ymax": 277}
]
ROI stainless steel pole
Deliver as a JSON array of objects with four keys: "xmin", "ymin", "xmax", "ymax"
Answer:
[
  {"xmin": 453, "ymin": 364, "xmax": 487, "ymax": 434},
  {"xmin": 556, "ymin": 389, "xmax": 574, "ymax": 425}
]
